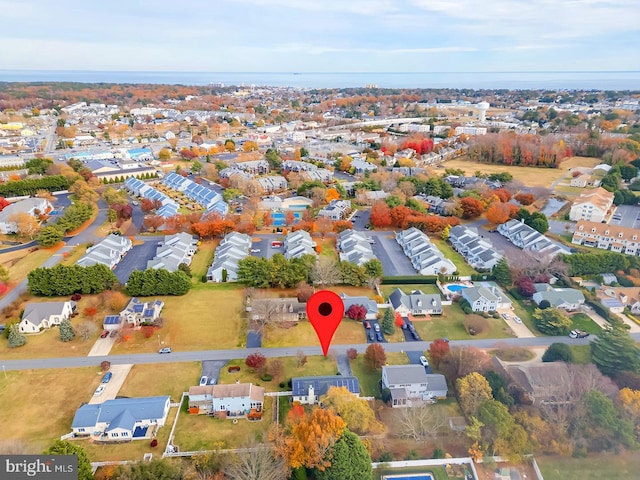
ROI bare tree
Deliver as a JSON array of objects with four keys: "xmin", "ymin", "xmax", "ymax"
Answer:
[
  {"xmin": 249, "ymin": 299, "xmax": 281, "ymax": 337},
  {"xmin": 225, "ymin": 446, "xmax": 288, "ymax": 480},
  {"xmin": 296, "ymin": 349, "xmax": 308, "ymax": 368},
  {"xmin": 311, "ymin": 257, "xmax": 341, "ymax": 286},
  {"xmin": 394, "ymin": 404, "xmax": 447, "ymax": 441},
  {"xmin": 76, "ymin": 321, "xmax": 98, "ymax": 341}
]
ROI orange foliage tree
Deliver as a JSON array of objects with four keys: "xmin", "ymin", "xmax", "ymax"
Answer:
[
  {"xmin": 485, "ymin": 203, "xmax": 512, "ymax": 225},
  {"xmin": 370, "ymin": 201, "xmax": 392, "ymax": 228},
  {"xmin": 460, "ymin": 197, "xmax": 484, "ymax": 219},
  {"xmin": 515, "ymin": 193, "xmax": 535, "ymax": 206},
  {"xmin": 333, "ymin": 220, "xmax": 353, "ymax": 233},
  {"xmin": 325, "ymin": 188, "xmax": 340, "ymax": 203}
]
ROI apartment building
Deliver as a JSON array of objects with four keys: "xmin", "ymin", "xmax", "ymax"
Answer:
[
  {"xmin": 569, "ymin": 187, "xmax": 614, "ymax": 223},
  {"xmin": 572, "ymin": 220, "xmax": 640, "ymax": 256}
]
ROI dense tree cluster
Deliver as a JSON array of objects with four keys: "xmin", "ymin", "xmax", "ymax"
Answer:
[
  {"xmin": 468, "ymin": 132, "xmax": 572, "ymax": 167},
  {"xmin": 28, "ymin": 264, "xmax": 117, "ymax": 296},
  {"xmin": 0, "ymin": 175, "xmax": 69, "ymax": 197},
  {"xmin": 125, "ymin": 269, "xmax": 191, "ymax": 296},
  {"xmin": 563, "ymin": 251, "xmax": 640, "ymax": 276}
]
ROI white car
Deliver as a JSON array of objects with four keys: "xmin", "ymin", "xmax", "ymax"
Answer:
[
  {"xmin": 251, "ymin": 249, "xmax": 261, "ymax": 253},
  {"xmin": 514, "ymin": 316, "xmax": 522, "ymax": 324},
  {"xmin": 501, "ymin": 313, "xmax": 510, "ymax": 320},
  {"xmin": 94, "ymin": 385, "xmax": 106, "ymax": 396},
  {"xmin": 199, "ymin": 376, "xmax": 208, "ymax": 386},
  {"xmin": 419, "ymin": 355, "xmax": 429, "ymax": 367}
]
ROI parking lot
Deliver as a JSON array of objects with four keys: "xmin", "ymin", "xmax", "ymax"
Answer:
[
  {"xmin": 250, "ymin": 233, "xmax": 285, "ymax": 259},
  {"xmin": 368, "ymin": 231, "xmax": 416, "ymax": 276},
  {"xmin": 610, "ymin": 205, "xmax": 640, "ymax": 229},
  {"xmin": 113, "ymin": 240, "xmax": 159, "ymax": 284}
]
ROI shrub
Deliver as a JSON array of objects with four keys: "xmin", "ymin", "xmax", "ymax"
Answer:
[
  {"xmin": 260, "ymin": 374, "xmax": 272, "ymax": 382},
  {"xmin": 246, "ymin": 353, "xmax": 266, "ymax": 371},
  {"xmin": 464, "ymin": 316, "xmax": 488, "ymax": 336},
  {"xmin": 100, "ymin": 361, "xmax": 111, "ymax": 372},
  {"xmin": 150, "ymin": 439, "xmax": 158, "ymax": 448},
  {"xmin": 7, "ymin": 324, "xmax": 26, "ymax": 348},
  {"xmin": 279, "ymin": 382, "xmax": 286, "ymax": 388},
  {"xmin": 379, "ymin": 452, "xmax": 393, "ymax": 462},
  {"xmin": 432, "ymin": 448, "xmax": 445, "ymax": 459},
  {"xmin": 346, "ymin": 348, "xmax": 358, "ymax": 360},
  {"xmin": 542, "ymin": 342, "xmax": 575, "ymax": 363},
  {"xmin": 59, "ymin": 318, "xmax": 75, "ymax": 342}
]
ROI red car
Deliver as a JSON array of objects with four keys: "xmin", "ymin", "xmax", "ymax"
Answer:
[
  {"xmin": 100, "ymin": 330, "xmax": 109, "ymax": 338},
  {"xmin": 364, "ymin": 321, "xmax": 371, "ymax": 329}
]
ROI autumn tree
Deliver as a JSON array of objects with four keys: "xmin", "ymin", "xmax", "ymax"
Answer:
[
  {"xmin": 369, "ymin": 201, "xmax": 392, "ymax": 228},
  {"xmin": 440, "ymin": 347, "xmax": 491, "ymax": 383},
  {"xmin": 460, "ymin": 197, "xmax": 484, "ymax": 219},
  {"xmin": 246, "ymin": 353, "xmax": 267, "ymax": 372},
  {"xmin": 457, "ymin": 372, "xmax": 494, "ymax": 418},
  {"xmin": 533, "ymin": 307, "xmax": 572, "ymax": 335},
  {"xmin": 346, "ymin": 304, "xmax": 367, "ymax": 320},
  {"xmin": 10, "ymin": 212, "xmax": 41, "ymax": 239},
  {"xmin": 429, "ymin": 338, "xmax": 451, "ymax": 369},
  {"xmin": 323, "ymin": 386, "xmax": 384, "ymax": 435},
  {"xmin": 364, "ymin": 343, "xmax": 386, "ymax": 370},
  {"xmin": 515, "ymin": 192, "xmax": 535, "ymax": 205},
  {"xmin": 271, "ymin": 406, "xmax": 346, "ymax": 470},
  {"xmin": 395, "ymin": 403, "xmax": 447, "ymax": 441},
  {"xmin": 226, "ymin": 446, "xmax": 288, "ymax": 480},
  {"xmin": 485, "ymin": 202, "xmax": 512, "ymax": 225}
]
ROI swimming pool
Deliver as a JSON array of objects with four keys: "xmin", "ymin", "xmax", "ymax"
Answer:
[
  {"xmin": 382, "ymin": 474, "xmax": 434, "ymax": 480},
  {"xmin": 446, "ymin": 284, "xmax": 468, "ymax": 293}
]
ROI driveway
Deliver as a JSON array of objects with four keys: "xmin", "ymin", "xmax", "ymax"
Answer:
[
  {"xmin": 336, "ymin": 353, "xmax": 352, "ymax": 376},
  {"xmin": 113, "ymin": 240, "xmax": 159, "ymax": 284},
  {"xmin": 400, "ymin": 316, "xmax": 421, "ymax": 342},
  {"xmin": 88, "ymin": 364, "xmax": 133, "ymax": 404},
  {"xmin": 88, "ymin": 334, "xmax": 117, "ymax": 356},
  {"xmin": 369, "ymin": 231, "xmax": 416, "ymax": 276},
  {"xmin": 201, "ymin": 360, "xmax": 228, "ymax": 384},
  {"xmin": 246, "ymin": 330, "xmax": 262, "ymax": 348},
  {"xmin": 498, "ymin": 309, "xmax": 536, "ymax": 338}
]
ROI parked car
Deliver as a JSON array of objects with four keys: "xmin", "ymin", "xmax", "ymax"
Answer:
[
  {"xmin": 158, "ymin": 347, "xmax": 172, "ymax": 354},
  {"xmin": 208, "ymin": 378, "xmax": 217, "ymax": 385},
  {"xmin": 94, "ymin": 385, "xmax": 106, "ymax": 396},
  {"xmin": 199, "ymin": 376, "xmax": 208, "ymax": 386},
  {"xmin": 110, "ymin": 330, "xmax": 118, "ymax": 338},
  {"xmin": 100, "ymin": 330, "xmax": 109, "ymax": 338},
  {"xmin": 368, "ymin": 332, "xmax": 374, "ymax": 342},
  {"xmin": 514, "ymin": 316, "xmax": 522, "ymax": 324},
  {"xmin": 376, "ymin": 332, "xmax": 383, "ymax": 342},
  {"xmin": 420, "ymin": 355, "xmax": 429, "ymax": 366},
  {"xmin": 102, "ymin": 372, "xmax": 112, "ymax": 384},
  {"xmin": 570, "ymin": 330, "xmax": 589, "ymax": 339},
  {"xmin": 412, "ymin": 331, "xmax": 420, "ymax": 340},
  {"xmin": 364, "ymin": 321, "xmax": 371, "ymax": 329},
  {"xmin": 501, "ymin": 312, "xmax": 510, "ymax": 320}
]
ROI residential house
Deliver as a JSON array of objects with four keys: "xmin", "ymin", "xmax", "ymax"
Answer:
[
  {"xmin": 77, "ymin": 234, "xmax": 133, "ymax": 269},
  {"xmin": 233, "ymin": 159, "xmax": 269, "ymax": 174},
  {"xmin": 350, "ymin": 159, "xmax": 377, "ymax": 174},
  {"xmin": 532, "ymin": 285, "xmax": 585, "ymax": 311},
  {"xmin": 381, "ymin": 365, "xmax": 448, "ymax": 407},
  {"xmin": 572, "ymin": 220, "xmax": 640, "ymax": 256},
  {"xmin": 570, "ymin": 173, "xmax": 601, "ymax": 188},
  {"xmin": 0, "ymin": 197, "xmax": 52, "ymax": 234},
  {"xmin": 292, "ymin": 376, "xmax": 361, "ymax": 405},
  {"xmin": 207, "ymin": 232, "xmax": 252, "ymax": 282},
  {"xmin": 498, "ymin": 219, "xmax": 564, "ymax": 257},
  {"xmin": 147, "ymin": 232, "xmax": 198, "ymax": 272},
  {"xmin": 283, "ymin": 230, "xmax": 316, "ymax": 260},
  {"xmin": 71, "ymin": 396, "xmax": 171, "ymax": 440},
  {"xmin": 318, "ymin": 200, "xmax": 351, "ymax": 220},
  {"xmin": 339, "ymin": 293, "xmax": 379, "ymax": 320},
  {"xmin": 569, "ymin": 187, "xmax": 614, "ymax": 223},
  {"xmin": 188, "ymin": 383, "xmax": 265, "ymax": 419},
  {"xmin": 19, "ymin": 301, "xmax": 76, "ymax": 333},
  {"xmin": 124, "ymin": 177, "xmax": 178, "ymax": 218},
  {"xmin": 388, "ymin": 288, "xmax": 442, "ymax": 316},
  {"xmin": 460, "ymin": 282, "xmax": 512, "ymax": 312},
  {"xmin": 597, "ymin": 287, "xmax": 640, "ymax": 314},
  {"xmin": 448, "ymin": 225, "xmax": 503, "ymax": 270},
  {"xmin": 103, "ymin": 315, "xmax": 122, "ymax": 331},
  {"xmin": 396, "ymin": 227, "xmax": 456, "ymax": 275},
  {"xmin": 119, "ymin": 298, "xmax": 164, "ymax": 326},
  {"xmin": 357, "ymin": 190, "xmax": 388, "ymax": 205},
  {"xmin": 257, "ymin": 175, "xmax": 288, "ymax": 193},
  {"xmin": 162, "ymin": 172, "xmax": 228, "ymax": 216},
  {"xmin": 337, "ymin": 229, "xmax": 375, "ymax": 266},
  {"xmin": 248, "ymin": 297, "xmax": 307, "ymax": 323}
]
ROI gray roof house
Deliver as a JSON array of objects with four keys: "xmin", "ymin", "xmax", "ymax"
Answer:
[
  {"xmin": 396, "ymin": 227, "xmax": 456, "ymax": 275},
  {"xmin": 207, "ymin": 232, "xmax": 252, "ymax": 282},
  {"xmin": 532, "ymin": 285, "xmax": 585, "ymax": 311},
  {"xmin": 339, "ymin": 293, "xmax": 379, "ymax": 320},
  {"xmin": 337, "ymin": 229, "xmax": 375, "ymax": 266},
  {"xmin": 0, "ymin": 197, "xmax": 52, "ymax": 234},
  {"xmin": 498, "ymin": 219, "xmax": 564, "ymax": 257},
  {"xmin": 292, "ymin": 376, "xmax": 361, "ymax": 405},
  {"xmin": 388, "ymin": 288, "xmax": 442, "ymax": 316},
  {"xmin": 381, "ymin": 365, "xmax": 448, "ymax": 407},
  {"xmin": 318, "ymin": 200, "xmax": 351, "ymax": 220},
  {"xmin": 147, "ymin": 233, "xmax": 198, "ymax": 272},
  {"xmin": 77, "ymin": 234, "xmax": 133, "ymax": 269},
  {"xmin": 461, "ymin": 282, "xmax": 512, "ymax": 312},
  {"xmin": 19, "ymin": 301, "xmax": 76, "ymax": 333},
  {"xmin": 120, "ymin": 298, "xmax": 164, "ymax": 326},
  {"xmin": 448, "ymin": 225, "xmax": 503, "ymax": 271},
  {"xmin": 283, "ymin": 230, "xmax": 316, "ymax": 260},
  {"xmin": 71, "ymin": 396, "xmax": 171, "ymax": 441}
]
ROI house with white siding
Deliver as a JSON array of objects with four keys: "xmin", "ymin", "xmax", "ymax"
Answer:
[
  {"xmin": 382, "ymin": 365, "xmax": 448, "ymax": 407},
  {"xmin": 19, "ymin": 301, "xmax": 76, "ymax": 333},
  {"xmin": 337, "ymin": 229, "xmax": 375, "ymax": 266},
  {"xmin": 572, "ymin": 221, "xmax": 640, "ymax": 256},
  {"xmin": 448, "ymin": 225, "xmax": 503, "ymax": 270},
  {"xmin": 460, "ymin": 282, "xmax": 512, "ymax": 312},
  {"xmin": 498, "ymin": 219, "xmax": 564, "ymax": 257},
  {"xmin": 119, "ymin": 298, "xmax": 164, "ymax": 326},
  {"xmin": 318, "ymin": 200, "xmax": 351, "ymax": 220},
  {"xmin": 292, "ymin": 376, "xmax": 360, "ymax": 405},
  {"xmin": 388, "ymin": 288, "xmax": 442, "ymax": 316},
  {"xmin": 283, "ymin": 230, "xmax": 316, "ymax": 260},
  {"xmin": 0, "ymin": 197, "xmax": 52, "ymax": 234},
  {"xmin": 207, "ymin": 232, "xmax": 252, "ymax": 282},
  {"xmin": 396, "ymin": 227, "xmax": 456, "ymax": 275},
  {"xmin": 569, "ymin": 187, "xmax": 614, "ymax": 223},
  {"xmin": 188, "ymin": 383, "xmax": 265, "ymax": 419},
  {"xmin": 147, "ymin": 233, "xmax": 198, "ymax": 272},
  {"xmin": 77, "ymin": 234, "xmax": 132, "ymax": 269}
]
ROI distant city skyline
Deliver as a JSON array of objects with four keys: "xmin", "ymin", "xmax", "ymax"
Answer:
[{"xmin": 1, "ymin": 0, "xmax": 639, "ymax": 73}]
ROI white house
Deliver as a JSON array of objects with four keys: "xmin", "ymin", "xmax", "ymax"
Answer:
[
  {"xmin": 147, "ymin": 232, "xmax": 198, "ymax": 272},
  {"xmin": 283, "ymin": 230, "xmax": 316, "ymax": 260},
  {"xmin": 381, "ymin": 365, "xmax": 448, "ymax": 407},
  {"xmin": 188, "ymin": 383, "xmax": 265, "ymax": 419},
  {"xmin": 318, "ymin": 200, "xmax": 351, "ymax": 220},
  {"xmin": 292, "ymin": 376, "xmax": 361, "ymax": 405},
  {"xmin": 0, "ymin": 197, "xmax": 52, "ymax": 234},
  {"xmin": 119, "ymin": 298, "xmax": 164, "ymax": 326},
  {"xmin": 461, "ymin": 283, "xmax": 512, "ymax": 312},
  {"xmin": 71, "ymin": 396, "xmax": 171, "ymax": 441},
  {"xmin": 448, "ymin": 225, "xmax": 503, "ymax": 271},
  {"xmin": 396, "ymin": 227, "xmax": 456, "ymax": 275},
  {"xmin": 77, "ymin": 234, "xmax": 133, "ymax": 269},
  {"xmin": 532, "ymin": 285, "xmax": 585, "ymax": 311},
  {"xmin": 388, "ymin": 288, "xmax": 442, "ymax": 316},
  {"xmin": 19, "ymin": 301, "xmax": 76, "ymax": 333},
  {"xmin": 340, "ymin": 293, "xmax": 379, "ymax": 320},
  {"xmin": 498, "ymin": 219, "xmax": 564, "ymax": 257},
  {"xmin": 337, "ymin": 229, "xmax": 375, "ymax": 266},
  {"xmin": 207, "ymin": 232, "xmax": 252, "ymax": 282}
]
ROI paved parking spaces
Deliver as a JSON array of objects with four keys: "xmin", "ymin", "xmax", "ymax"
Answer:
[
  {"xmin": 401, "ymin": 316, "xmax": 422, "ymax": 342},
  {"xmin": 250, "ymin": 233, "xmax": 285, "ymax": 259},
  {"xmin": 610, "ymin": 205, "xmax": 640, "ymax": 229},
  {"xmin": 200, "ymin": 360, "xmax": 228, "ymax": 385},
  {"xmin": 363, "ymin": 320, "xmax": 387, "ymax": 343},
  {"xmin": 113, "ymin": 240, "xmax": 159, "ymax": 284},
  {"xmin": 88, "ymin": 364, "xmax": 133, "ymax": 404},
  {"xmin": 368, "ymin": 231, "xmax": 416, "ymax": 276}
]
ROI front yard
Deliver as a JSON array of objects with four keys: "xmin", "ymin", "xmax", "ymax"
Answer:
[{"xmin": 262, "ymin": 318, "xmax": 366, "ymax": 348}]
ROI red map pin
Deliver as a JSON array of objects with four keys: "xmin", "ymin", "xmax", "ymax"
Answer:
[{"xmin": 306, "ymin": 290, "xmax": 344, "ymax": 357}]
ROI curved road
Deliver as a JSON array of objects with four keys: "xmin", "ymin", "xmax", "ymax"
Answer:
[{"xmin": 0, "ymin": 335, "xmax": 603, "ymax": 371}]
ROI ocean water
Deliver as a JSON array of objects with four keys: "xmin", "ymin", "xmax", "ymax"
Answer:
[{"xmin": 0, "ymin": 70, "xmax": 639, "ymax": 90}]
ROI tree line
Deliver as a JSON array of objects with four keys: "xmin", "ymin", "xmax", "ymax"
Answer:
[
  {"xmin": 0, "ymin": 175, "xmax": 69, "ymax": 197},
  {"xmin": 28, "ymin": 264, "xmax": 117, "ymax": 296}
]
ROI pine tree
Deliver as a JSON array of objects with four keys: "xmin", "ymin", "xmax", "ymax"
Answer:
[
  {"xmin": 7, "ymin": 324, "xmax": 26, "ymax": 348},
  {"xmin": 381, "ymin": 308, "xmax": 395, "ymax": 335},
  {"xmin": 492, "ymin": 258, "xmax": 512, "ymax": 286},
  {"xmin": 592, "ymin": 325, "xmax": 640, "ymax": 376},
  {"xmin": 59, "ymin": 318, "xmax": 76, "ymax": 342}
]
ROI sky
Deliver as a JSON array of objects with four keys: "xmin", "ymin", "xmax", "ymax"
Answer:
[{"xmin": 0, "ymin": 0, "xmax": 639, "ymax": 72}]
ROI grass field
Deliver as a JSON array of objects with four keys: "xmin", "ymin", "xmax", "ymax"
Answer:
[
  {"xmin": 569, "ymin": 345, "xmax": 592, "ymax": 364},
  {"xmin": 439, "ymin": 156, "xmax": 601, "ymax": 188},
  {"xmin": 117, "ymin": 362, "xmax": 202, "ymax": 400},
  {"xmin": 317, "ymin": 237, "xmax": 338, "ymax": 261},
  {"xmin": 0, "ymin": 246, "xmax": 60, "ymax": 286},
  {"xmin": 0, "ymin": 367, "xmax": 100, "ymax": 453},
  {"xmin": 263, "ymin": 318, "xmax": 366, "ymax": 347},
  {"xmin": 189, "ymin": 240, "xmax": 218, "ymax": 280},
  {"xmin": 111, "ymin": 285, "xmax": 246, "ymax": 353},
  {"xmin": 380, "ymin": 284, "xmax": 441, "ymax": 298},
  {"xmin": 349, "ymin": 352, "xmax": 409, "ymax": 398},
  {"xmin": 570, "ymin": 312, "xmax": 602, "ymax": 335},
  {"xmin": 218, "ymin": 355, "xmax": 338, "ymax": 390},
  {"xmin": 173, "ymin": 397, "xmax": 273, "ymax": 450},
  {"xmin": 58, "ymin": 244, "xmax": 90, "ymax": 265},
  {"xmin": 429, "ymin": 238, "xmax": 477, "ymax": 276},
  {"xmin": 538, "ymin": 453, "xmax": 640, "ymax": 480}
]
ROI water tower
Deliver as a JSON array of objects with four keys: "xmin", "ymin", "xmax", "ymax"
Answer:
[{"xmin": 477, "ymin": 101, "xmax": 490, "ymax": 123}]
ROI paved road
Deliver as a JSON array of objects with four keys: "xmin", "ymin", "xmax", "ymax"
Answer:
[
  {"xmin": 113, "ymin": 239, "xmax": 158, "ymax": 284},
  {"xmin": 0, "ymin": 335, "xmax": 602, "ymax": 372},
  {"xmin": 369, "ymin": 230, "xmax": 415, "ymax": 276}
]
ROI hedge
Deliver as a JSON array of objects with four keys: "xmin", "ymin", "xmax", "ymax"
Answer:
[{"xmin": 381, "ymin": 276, "xmax": 438, "ymax": 284}]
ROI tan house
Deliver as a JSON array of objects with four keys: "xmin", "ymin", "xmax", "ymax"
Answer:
[
  {"xmin": 188, "ymin": 383, "xmax": 265, "ymax": 419},
  {"xmin": 248, "ymin": 297, "xmax": 307, "ymax": 323},
  {"xmin": 572, "ymin": 221, "xmax": 640, "ymax": 255},
  {"xmin": 569, "ymin": 187, "xmax": 614, "ymax": 223},
  {"xmin": 597, "ymin": 287, "xmax": 640, "ymax": 314}
]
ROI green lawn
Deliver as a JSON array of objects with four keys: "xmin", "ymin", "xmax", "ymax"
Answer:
[
  {"xmin": 263, "ymin": 318, "xmax": 366, "ymax": 348},
  {"xmin": 189, "ymin": 240, "xmax": 218, "ymax": 280},
  {"xmin": 430, "ymin": 238, "xmax": 478, "ymax": 276},
  {"xmin": 570, "ymin": 313, "xmax": 602, "ymax": 335},
  {"xmin": 118, "ymin": 362, "xmax": 202, "ymax": 400},
  {"xmin": 569, "ymin": 345, "xmax": 592, "ymax": 364},
  {"xmin": 374, "ymin": 466, "xmax": 451, "ymax": 480},
  {"xmin": 380, "ymin": 283, "xmax": 441, "ymax": 298},
  {"xmin": 538, "ymin": 453, "xmax": 640, "ymax": 480},
  {"xmin": 349, "ymin": 357, "xmax": 383, "ymax": 398}
]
